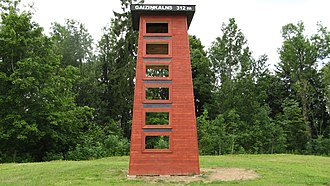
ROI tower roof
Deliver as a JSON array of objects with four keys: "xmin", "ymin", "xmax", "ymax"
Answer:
[{"xmin": 130, "ymin": 4, "xmax": 195, "ymax": 30}]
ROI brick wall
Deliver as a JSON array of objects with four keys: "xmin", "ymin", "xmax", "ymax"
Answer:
[{"xmin": 129, "ymin": 15, "xmax": 200, "ymax": 175}]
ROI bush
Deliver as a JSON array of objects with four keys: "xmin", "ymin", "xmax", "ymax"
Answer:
[
  {"xmin": 67, "ymin": 141, "xmax": 105, "ymax": 161},
  {"xmin": 0, "ymin": 151, "xmax": 34, "ymax": 163},
  {"xmin": 104, "ymin": 135, "xmax": 129, "ymax": 156},
  {"xmin": 310, "ymin": 136, "xmax": 330, "ymax": 155},
  {"xmin": 43, "ymin": 152, "xmax": 64, "ymax": 161},
  {"xmin": 66, "ymin": 134, "xmax": 129, "ymax": 160}
]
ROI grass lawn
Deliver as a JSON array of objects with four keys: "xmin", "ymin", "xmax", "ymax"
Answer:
[{"xmin": 0, "ymin": 154, "xmax": 329, "ymax": 185}]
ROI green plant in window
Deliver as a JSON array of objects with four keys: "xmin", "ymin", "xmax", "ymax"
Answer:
[
  {"xmin": 146, "ymin": 112, "xmax": 169, "ymax": 125},
  {"xmin": 155, "ymin": 136, "xmax": 170, "ymax": 149},
  {"xmin": 146, "ymin": 87, "xmax": 169, "ymax": 100},
  {"xmin": 146, "ymin": 65, "xmax": 169, "ymax": 77},
  {"xmin": 145, "ymin": 136, "xmax": 169, "ymax": 149}
]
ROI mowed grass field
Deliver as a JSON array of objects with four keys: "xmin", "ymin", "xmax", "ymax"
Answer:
[{"xmin": 0, "ymin": 154, "xmax": 329, "ymax": 185}]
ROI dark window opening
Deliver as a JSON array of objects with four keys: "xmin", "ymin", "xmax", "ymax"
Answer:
[
  {"xmin": 146, "ymin": 87, "xmax": 169, "ymax": 100},
  {"xmin": 146, "ymin": 112, "xmax": 169, "ymax": 125},
  {"xmin": 146, "ymin": 23, "xmax": 168, "ymax": 33},
  {"xmin": 146, "ymin": 65, "xmax": 169, "ymax": 77},
  {"xmin": 146, "ymin": 43, "xmax": 168, "ymax": 55},
  {"xmin": 145, "ymin": 136, "xmax": 170, "ymax": 149}
]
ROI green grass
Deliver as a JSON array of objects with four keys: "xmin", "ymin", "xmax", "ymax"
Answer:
[{"xmin": 0, "ymin": 154, "xmax": 329, "ymax": 185}]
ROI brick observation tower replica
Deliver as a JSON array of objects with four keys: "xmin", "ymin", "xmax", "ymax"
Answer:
[{"xmin": 129, "ymin": 4, "xmax": 200, "ymax": 176}]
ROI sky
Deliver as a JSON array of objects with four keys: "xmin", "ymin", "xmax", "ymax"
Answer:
[{"xmin": 20, "ymin": 0, "xmax": 330, "ymax": 69}]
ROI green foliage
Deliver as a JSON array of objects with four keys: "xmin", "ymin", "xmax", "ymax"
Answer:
[
  {"xmin": 189, "ymin": 35, "xmax": 215, "ymax": 116},
  {"xmin": 146, "ymin": 65, "xmax": 169, "ymax": 77},
  {"xmin": 278, "ymin": 99, "xmax": 309, "ymax": 153},
  {"xmin": 49, "ymin": 19, "xmax": 101, "ymax": 111},
  {"xmin": 204, "ymin": 18, "xmax": 282, "ymax": 155},
  {"xmin": 66, "ymin": 138, "xmax": 105, "ymax": 161},
  {"xmin": 67, "ymin": 121, "xmax": 129, "ymax": 160},
  {"xmin": 198, "ymin": 110, "xmax": 227, "ymax": 155},
  {"xmin": 322, "ymin": 63, "xmax": 330, "ymax": 116},
  {"xmin": 309, "ymin": 136, "xmax": 330, "ymax": 155},
  {"xmin": 145, "ymin": 136, "xmax": 169, "ymax": 149},
  {"xmin": 104, "ymin": 134, "xmax": 130, "ymax": 156},
  {"xmin": 145, "ymin": 112, "xmax": 169, "ymax": 125},
  {"xmin": 96, "ymin": 0, "xmax": 144, "ymax": 138},
  {"xmin": 1, "ymin": 0, "xmax": 330, "ymax": 163},
  {"xmin": 197, "ymin": 108, "xmax": 286, "ymax": 155},
  {"xmin": 51, "ymin": 19, "xmax": 93, "ymax": 68},
  {"xmin": 277, "ymin": 22, "xmax": 328, "ymax": 140},
  {"xmin": 0, "ymin": 0, "xmax": 94, "ymax": 162}
]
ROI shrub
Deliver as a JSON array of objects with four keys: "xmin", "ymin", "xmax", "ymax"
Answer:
[
  {"xmin": 311, "ymin": 136, "xmax": 330, "ymax": 155},
  {"xmin": 66, "ymin": 134, "xmax": 129, "ymax": 160}
]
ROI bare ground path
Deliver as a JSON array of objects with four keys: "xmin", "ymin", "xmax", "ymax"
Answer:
[{"xmin": 128, "ymin": 168, "xmax": 259, "ymax": 183}]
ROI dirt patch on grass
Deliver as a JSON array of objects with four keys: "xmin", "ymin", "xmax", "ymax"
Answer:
[
  {"xmin": 203, "ymin": 168, "xmax": 259, "ymax": 181},
  {"xmin": 127, "ymin": 168, "xmax": 259, "ymax": 183}
]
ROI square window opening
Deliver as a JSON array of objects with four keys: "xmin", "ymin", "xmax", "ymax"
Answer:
[
  {"xmin": 146, "ymin": 43, "xmax": 168, "ymax": 55},
  {"xmin": 146, "ymin": 87, "xmax": 169, "ymax": 100},
  {"xmin": 146, "ymin": 65, "xmax": 169, "ymax": 78},
  {"xmin": 145, "ymin": 136, "xmax": 170, "ymax": 149},
  {"xmin": 146, "ymin": 22, "xmax": 168, "ymax": 33},
  {"xmin": 146, "ymin": 112, "xmax": 169, "ymax": 125}
]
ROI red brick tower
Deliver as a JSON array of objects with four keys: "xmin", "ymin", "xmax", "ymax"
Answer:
[{"xmin": 129, "ymin": 4, "xmax": 199, "ymax": 176}]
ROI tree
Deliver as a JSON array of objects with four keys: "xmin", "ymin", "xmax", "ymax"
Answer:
[
  {"xmin": 322, "ymin": 63, "xmax": 330, "ymax": 113},
  {"xmin": 279, "ymin": 99, "xmax": 309, "ymax": 153},
  {"xmin": 189, "ymin": 35, "xmax": 215, "ymax": 116},
  {"xmin": 277, "ymin": 22, "xmax": 329, "ymax": 140},
  {"xmin": 197, "ymin": 110, "xmax": 227, "ymax": 155},
  {"xmin": 207, "ymin": 18, "xmax": 276, "ymax": 154},
  {"xmin": 208, "ymin": 18, "xmax": 246, "ymax": 118},
  {"xmin": 321, "ymin": 63, "xmax": 330, "ymax": 148},
  {"xmin": 265, "ymin": 74, "xmax": 288, "ymax": 118},
  {"xmin": 50, "ymin": 19, "xmax": 101, "ymax": 109},
  {"xmin": 208, "ymin": 18, "xmax": 268, "ymax": 118},
  {"xmin": 317, "ymin": 25, "xmax": 330, "ymax": 139},
  {"xmin": 96, "ymin": 0, "xmax": 143, "ymax": 138},
  {"xmin": 0, "ymin": 0, "xmax": 93, "ymax": 162},
  {"xmin": 51, "ymin": 19, "xmax": 93, "ymax": 69}
]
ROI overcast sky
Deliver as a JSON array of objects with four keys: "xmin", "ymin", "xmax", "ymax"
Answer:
[{"xmin": 21, "ymin": 0, "xmax": 330, "ymax": 68}]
